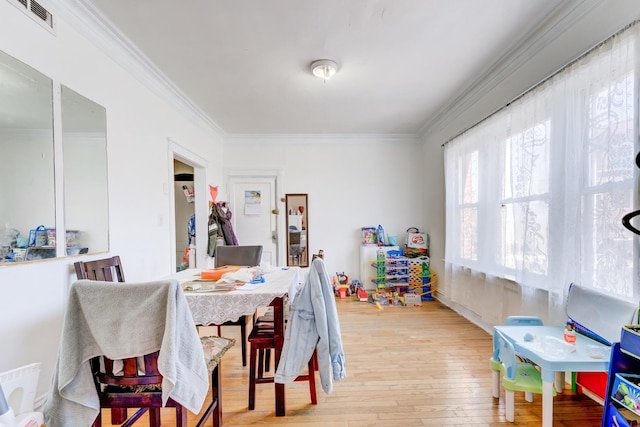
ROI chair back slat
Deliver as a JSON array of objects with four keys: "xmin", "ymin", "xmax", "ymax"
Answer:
[
  {"xmin": 504, "ymin": 316, "xmax": 543, "ymax": 326},
  {"xmin": 103, "ymin": 358, "xmax": 114, "ymax": 374},
  {"xmin": 122, "ymin": 358, "xmax": 138, "ymax": 377},
  {"xmin": 94, "ymin": 351, "xmax": 163, "ymax": 388},
  {"xmin": 144, "ymin": 353, "xmax": 160, "ymax": 375}
]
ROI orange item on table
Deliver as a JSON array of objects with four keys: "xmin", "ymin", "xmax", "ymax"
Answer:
[{"xmin": 200, "ymin": 265, "xmax": 243, "ymax": 280}]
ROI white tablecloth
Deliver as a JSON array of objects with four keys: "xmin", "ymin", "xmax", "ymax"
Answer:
[{"xmin": 173, "ymin": 267, "xmax": 300, "ymax": 325}]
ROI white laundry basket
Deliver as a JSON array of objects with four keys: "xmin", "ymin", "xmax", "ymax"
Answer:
[{"xmin": 0, "ymin": 363, "xmax": 43, "ymax": 427}]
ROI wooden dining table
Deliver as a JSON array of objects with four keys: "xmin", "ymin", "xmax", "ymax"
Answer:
[{"xmin": 171, "ymin": 266, "xmax": 301, "ymax": 416}]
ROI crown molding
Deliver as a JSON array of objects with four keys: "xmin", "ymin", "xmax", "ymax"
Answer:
[
  {"xmin": 40, "ymin": 0, "xmax": 226, "ymax": 139},
  {"xmin": 417, "ymin": 0, "xmax": 601, "ymax": 139},
  {"xmin": 225, "ymin": 133, "xmax": 419, "ymax": 145}
]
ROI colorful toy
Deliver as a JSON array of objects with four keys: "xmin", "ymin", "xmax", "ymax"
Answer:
[{"xmin": 335, "ymin": 272, "xmax": 350, "ymax": 298}]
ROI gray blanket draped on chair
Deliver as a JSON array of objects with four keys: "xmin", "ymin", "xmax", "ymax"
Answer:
[{"xmin": 43, "ymin": 279, "xmax": 209, "ymax": 427}]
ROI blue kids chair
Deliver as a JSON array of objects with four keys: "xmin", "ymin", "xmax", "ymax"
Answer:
[
  {"xmin": 490, "ymin": 316, "xmax": 543, "ymax": 398},
  {"xmin": 494, "ymin": 329, "xmax": 554, "ymax": 422}
]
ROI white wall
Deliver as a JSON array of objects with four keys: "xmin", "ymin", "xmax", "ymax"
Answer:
[
  {"xmin": 0, "ymin": 2, "xmax": 224, "ymax": 401},
  {"xmin": 223, "ymin": 137, "xmax": 425, "ymax": 281}
]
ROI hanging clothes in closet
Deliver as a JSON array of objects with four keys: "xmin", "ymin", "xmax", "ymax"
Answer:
[{"xmin": 188, "ymin": 214, "xmax": 196, "ymax": 245}]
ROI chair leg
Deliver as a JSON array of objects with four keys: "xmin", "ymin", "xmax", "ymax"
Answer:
[
  {"xmin": 258, "ymin": 349, "xmax": 265, "ymax": 378},
  {"xmin": 149, "ymin": 408, "xmax": 160, "ymax": 427},
  {"xmin": 248, "ymin": 344, "xmax": 258, "ymax": 410},
  {"xmin": 212, "ymin": 364, "xmax": 222, "ymax": 427},
  {"xmin": 111, "ymin": 409, "xmax": 126, "ymax": 424},
  {"xmin": 265, "ymin": 349, "xmax": 271, "ymax": 372},
  {"xmin": 195, "ymin": 363, "xmax": 222, "ymax": 427},
  {"xmin": 175, "ymin": 405, "xmax": 187, "ymax": 427},
  {"xmin": 308, "ymin": 355, "xmax": 317, "ymax": 404},
  {"xmin": 491, "ymin": 369, "xmax": 500, "ymax": 398},
  {"xmin": 240, "ymin": 320, "xmax": 247, "ymax": 367},
  {"xmin": 505, "ymin": 390, "xmax": 515, "ymax": 422}
]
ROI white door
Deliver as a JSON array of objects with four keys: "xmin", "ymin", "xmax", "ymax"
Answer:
[{"xmin": 226, "ymin": 176, "xmax": 278, "ymax": 266}]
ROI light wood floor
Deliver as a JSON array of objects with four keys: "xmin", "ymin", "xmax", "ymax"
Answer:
[{"xmin": 104, "ymin": 297, "xmax": 606, "ymax": 426}]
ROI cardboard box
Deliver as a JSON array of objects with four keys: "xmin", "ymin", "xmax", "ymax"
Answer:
[{"xmin": 404, "ymin": 293, "xmax": 422, "ymax": 305}]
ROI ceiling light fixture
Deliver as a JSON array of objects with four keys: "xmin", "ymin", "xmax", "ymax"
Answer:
[{"xmin": 310, "ymin": 59, "xmax": 338, "ymax": 82}]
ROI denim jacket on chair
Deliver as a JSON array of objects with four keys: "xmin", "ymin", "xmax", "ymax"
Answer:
[{"xmin": 275, "ymin": 258, "xmax": 346, "ymax": 393}]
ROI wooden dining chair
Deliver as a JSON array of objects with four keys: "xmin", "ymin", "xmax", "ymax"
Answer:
[
  {"xmin": 247, "ymin": 323, "xmax": 317, "ymax": 411},
  {"xmin": 212, "ymin": 245, "xmax": 263, "ymax": 367},
  {"xmin": 248, "ymin": 259, "xmax": 323, "ymax": 413},
  {"xmin": 312, "ymin": 249, "xmax": 324, "ymax": 261},
  {"xmin": 288, "ymin": 229, "xmax": 301, "ymax": 264},
  {"xmin": 49, "ymin": 279, "xmax": 234, "ymax": 427},
  {"xmin": 91, "ymin": 335, "xmax": 234, "ymax": 427},
  {"xmin": 73, "ymin": 255, "xmax": 127, "ymax": 424},
  {"xmin": 91, "ymin": 350, "xmax": 187, "ymax": 427},
  {"xmin": 74, "ymin": 255, "xmax": 125, "ymax": 282}
]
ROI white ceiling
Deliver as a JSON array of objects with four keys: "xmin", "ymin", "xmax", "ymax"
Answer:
[{"xmin": 66, "ymin": 0, "xmax": 588, "ymax": 137}]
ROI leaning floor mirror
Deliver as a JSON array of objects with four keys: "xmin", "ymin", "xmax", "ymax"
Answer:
[{"xmin": 285, "ymin": 194, "xmax": 308, "ymax": 267}]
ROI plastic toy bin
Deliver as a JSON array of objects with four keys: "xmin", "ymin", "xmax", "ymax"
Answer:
[
  {"xmin": 611, "ymin": 373, "xmax": 640, "ymax": 416},
  {"xmin": 621, "ymin": 325, "xmax": 640, "ymax": 358},
  {"xmin": 0, "ymin": 363, "xmax": 40, "ymax": 414}
]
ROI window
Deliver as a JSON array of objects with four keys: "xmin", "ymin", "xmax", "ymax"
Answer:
[
  {"xmin": 458, "ymin": 150, "xmax": 478, "ymax": 262},
  {"xmin": 445, "ymin": 23, "xmax": 640, "ymax": 301},
  {"xmin": 501, "ymin": 121, "xmax": 550, "ymax": 275},
  {"xmin": 581, "ymin": 72, "xmax": 636, "ymax": 297}
]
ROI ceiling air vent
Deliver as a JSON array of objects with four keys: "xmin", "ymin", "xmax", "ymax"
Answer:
[{"xmin": 7, "ymin": 0, "xmax": 54, "ymax": 30}]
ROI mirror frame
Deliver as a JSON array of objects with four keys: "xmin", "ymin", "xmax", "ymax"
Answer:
[{"xmin": 285, "ymin": 194, "xmax": 308, "ymax": 267}]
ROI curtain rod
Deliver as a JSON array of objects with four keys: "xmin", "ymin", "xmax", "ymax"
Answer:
[{"xmin": 441, "ymin": 19, "xmax": 640, "ymax": 148}]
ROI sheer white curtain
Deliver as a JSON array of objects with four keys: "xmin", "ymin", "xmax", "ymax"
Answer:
[{"xmin": 444, "ymin": 22, "xmax": 640, "ymax": 321}]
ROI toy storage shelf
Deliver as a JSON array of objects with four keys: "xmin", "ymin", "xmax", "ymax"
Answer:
[
  {"xmin": 369, "ymin": 250, "xmax": 409, "ymax": 291},
  {"xmin": 601, "ymin": 332, "xmax": 640, "ymax": 426},
  {"xmin": 359, "ymin": 245, "xmax": 399, "ymax": 291},
  {"xmin": 369, "ymin": 252, "xmax": 434, "ymax": 299}
]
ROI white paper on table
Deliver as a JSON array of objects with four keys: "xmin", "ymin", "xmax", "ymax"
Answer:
[{"xmin": 236, "ymin": 282, "xmax": 265, "ymax": 291}]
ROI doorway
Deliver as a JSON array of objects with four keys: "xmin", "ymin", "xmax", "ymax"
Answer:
[
  {"xmin": 168, "ymin": 138, "xmax": 207, "ymax": 272},
  {"xmin": 174, "ymin": 160, "xmax": 194, "ymax": 269}
]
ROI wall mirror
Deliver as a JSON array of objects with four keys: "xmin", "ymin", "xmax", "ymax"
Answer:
[
  {"xmin": 0, "ymin": 48, "xmax": 110, "ymax": 264},
  {"xmin": 0, "ymin": 49, "xmax": 55, "ymax": 263},
  {"xmin": 285, "ymin": 194, "xmax": 308, "ymax": 267},
  {"xmin": 62, "ymin": 85, "xmax": 109, "ymax": 256}
]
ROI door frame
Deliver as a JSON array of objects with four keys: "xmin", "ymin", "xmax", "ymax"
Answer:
[
  {"xmin": 167, "ymin": 138, "xmax": 208, "ymax": 272},
  {"xmin": 224, "ymin": 169, "xmax": 283, "ymax": 266}
]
